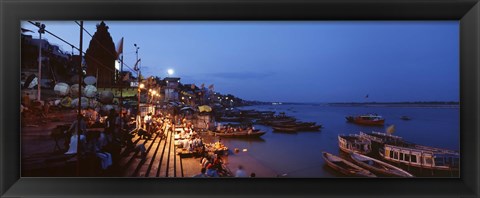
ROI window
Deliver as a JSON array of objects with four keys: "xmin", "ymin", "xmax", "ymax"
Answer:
[
  {"xmin": 390, "ymin": 150, "xmax": 394, "ymax": 158},
  {"xmin": 453, "ymin": 158, "xmax": 460, "ymax": 167},
  {"xmin": 405, "ymin": 154, "xmax": 410, "ymax": 161},
  {"xmin": 434, "ymin": 157, "xmax": 444, "ymax": 166},
  {"xmin": 400, "ymin": 153, "xmax": 404, "ymax": 161},
  {"xmin": 411, "ymin": 155, "xmax": 417, "ymax": 163},
  {"xmin": 425, "ymin": 157, "xmax": 433, "ymax": 165},
  {"xmin": 393, "ymin": 152, "xmax": 398, "ymax": 159}
]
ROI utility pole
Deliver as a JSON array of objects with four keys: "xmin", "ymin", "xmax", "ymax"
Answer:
[
  {"xmin": 77, "ymin": 21, "xmax": 83, "ymax": 176},
  {"xmin": 36, "ymin": 22, "xmax": 45, "ymax": 101},
  {"xmin": 119, "ymin": 55, "xmax": 123, "ymax": 116},
  {"xmin": 134, "ymin": 44, "xmax": 141, "ymax": 128}
]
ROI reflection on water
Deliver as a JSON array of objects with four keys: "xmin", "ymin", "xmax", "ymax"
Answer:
[{"xmin": 217, "ymin": 104, "xmax": 459, "ymax": 178}]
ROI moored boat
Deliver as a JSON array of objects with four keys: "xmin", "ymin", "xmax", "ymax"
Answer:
[
  {"xmin": 322, "ymin": 152, "xmax": 376, "ymax": 177},
  {"xmin": 338, "ymin": 134, "xmax": 372, "ymax": 155},
  {"xmin": 219, "ymin": 116, "xmax": 242, "ymax": 122},
  {"xmin": 346, "ymin": 114, "xmax": 385, "ymax": 126},
  {"xmin": 272, "ymin": 124, "xmax": 321, "ymax": 132},
  {"xmin": 359, "ymin": 131, "xmax": 405, "ymax": 145},
  {"xmin": 350, "ymin": 152, "xmax": 414, "ymax": 177},
  {"xmin": 261, "ymin": 118, "xmax": 296, "ymax": 125},
  {"xmin": 215, "ymin": 131, "xmax": 266, "ymax": 138},
  {"xmin": 379, "ymin": 144, "xmax": 459, "ymax": 171},
  {"xmin": 272, "ymin": 126, "xmax": 298, "ymax": 133},
  {"xmin": 270, "ymin": 121, "xmax": 317, "ymax": 128}
]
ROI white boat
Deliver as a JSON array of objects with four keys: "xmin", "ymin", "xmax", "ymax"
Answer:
[
  {"xmin": 322, "ymin": 152, "xmax": 376, "ymax": 177},
  {"xmin": 379, "ymin": 144, "xmax": 459, "ymax": 171},
  {"xmin": 338, "ymin": 134, "xmax": 372, "ymax": 155},
  {"xmin": 350, "ymin": 152, "xmax": 414, "ymax": 177},
  {"xmin": 359, "ymin": 131, "xmax": 404, "ymax": 145}
]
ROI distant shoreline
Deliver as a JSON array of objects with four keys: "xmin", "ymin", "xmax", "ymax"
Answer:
[
  {"xmin": 326, "ymin": 103, "xmax": 459, "ymax": 108},
  {"xmin": 244, "ymin": 101, "xmax": 460, "ymax": 108}
]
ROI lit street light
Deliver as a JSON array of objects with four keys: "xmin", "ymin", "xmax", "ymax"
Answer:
[
  {"xmin": 35, "ymin": 22, "xmax": 45, "ymax": 101},
  {"xmin": 167, "ymin": 69, "xmax": 174, "ymax": 76}
]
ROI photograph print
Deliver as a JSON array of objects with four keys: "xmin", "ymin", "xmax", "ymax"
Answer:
[{"xmin": 20, "ymin": 20, "xmax": 460, "ymax": 178}]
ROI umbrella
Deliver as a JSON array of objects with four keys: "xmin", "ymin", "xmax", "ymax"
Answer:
[
  {"xmin": 198, "ymin": 105, "xmax": 212, "ymax": 112},
  {"xmin": 60, "ymin": 97, "xmax": 72, "ymax": 107},
  {"xmin": 54, "ymin": 82, "xmax": 70, "ymax": 96},
  {"xmin": 84, "ymin": 85, "xmax": 97, "ymax": 98},
  {"xmin": 84, "ymin": 76, "xmax": 97, "ymax": 85},
  {"xmin": 24, "ymin": 74, "xmax": 38, "ymax": 89},
  {"xmin": 180, "ymin": 106, "xmax": 195, "ymax": 111},
  {"xmin": 98, "ymin": 91, "xmax": 114, "ymax": 104},
  {"xmin": 70, "ymin": 84, "xmax": 85, "ymax": 97},
  {"xmin": 71, "ymin": 97, "xmax": 89, "ymax": 108},
  {"xmin": 169, "ymin": 101, "xmax": 180, "ymax": 106}
]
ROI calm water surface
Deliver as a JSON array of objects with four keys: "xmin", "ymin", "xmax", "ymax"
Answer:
[{"xmin": 218, "ymin": 104, "xmax": 459, "ymax": 177}]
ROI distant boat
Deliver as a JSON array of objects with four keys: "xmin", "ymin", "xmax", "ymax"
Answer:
[
  {"xmin": 346, "ymin": 114, "xmax": 385, "ymax": 126},
  {"xmin": 322, "ymin": 152, "xmax": 376, "ymax": 177},
  {"xmin": 338, "ymin": 134, "xmax": 372, "ymax": 155},
  {"xmin": 350, "ymin": 152, "xmax": 414, "ymax": 177},
  {"xmin": 400, "ymin": 116, "xmax": 411, "ymax": 120}
]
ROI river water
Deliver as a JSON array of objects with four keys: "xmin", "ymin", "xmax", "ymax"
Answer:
[{"xmin": 218, "ymin": 103, "xmax": 459, "ymax": 177}]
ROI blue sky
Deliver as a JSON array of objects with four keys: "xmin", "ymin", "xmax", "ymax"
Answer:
[{"xmin": 21, "ymin": 21, "xmax": 459, "ymax": 103}]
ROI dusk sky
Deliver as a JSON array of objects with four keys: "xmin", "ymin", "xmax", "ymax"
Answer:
[{"xmin": 21, "ymin": 21, "xmax": 459, "ymax": 103}]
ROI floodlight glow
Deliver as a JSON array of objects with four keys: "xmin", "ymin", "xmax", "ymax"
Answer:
[{"xmin": 167, "ymin": 69, "xmax": 174, "ymax": 76}]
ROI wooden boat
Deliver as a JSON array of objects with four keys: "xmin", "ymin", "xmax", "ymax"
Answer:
[
  {"xmin": 219, "ymin": 116, "xmax": 242, "ymax": 122},
  {"xmin": 346, "ymin": 114, "xmax": 385, "ymax": 126},
  {"xmin": 350, "ymin": 152, "xmax": 414, "ymax": 177},
  {"xmin": 272, "ymin": 124, "xmax": 321, "ymax": 132},
  {"xmin": 263, "ymin": 118, "xmax": 296, "ymax": 125},
  {"xmin": 272, "ymin": 126, "xmax": 298, "ymax": 133},
  {"xmin": 322, "ymin": 152, "xmax": 376, "ymax": 177},
  {"xmin": 215, "ymin": 131, "xmax": 266, "ymax": 138},
  {"xmin": 296, "ymin": 125, "xmax": 322, "ymax": 131},
  {"xmin": 379, "ymin": 143, "xmax": 459, "ymax": 171},
  {"xmin": 338, "ymin": 135, "xmax": 372, "ymax": 155},
  {"xmin": 359, "ymin": 131, "xmax": 405, "ymax": 145},
  {"xmin": 270, "ymin": 121, "xmax": 316, "ymax": 128}
]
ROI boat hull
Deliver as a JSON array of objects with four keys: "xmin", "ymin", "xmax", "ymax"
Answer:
[
  {"xmin": 350, "ymin": 152, "xmax": 414, "ymax": 177},
  {"xmin": 215, "ymin": 131, "xmax": 266, "ymax": 138},
  {"xmin": 346, "ymin": 115, "xmax": 385, "ymax": 126},
  {"xmin": 322, "ymin": 152, "xmax": 376, "ymax": 177}
]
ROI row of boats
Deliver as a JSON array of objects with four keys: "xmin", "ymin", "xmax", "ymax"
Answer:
[
  {"xmin": 260, "ymin": 114, "xmax": 322, "ymax": 133},
  {"xmin": 323, "ymin": 131, "xmax": 460, "ymax": 177},
  {"xmin": 216, "ymin": 110, "xmax": 323, "ymax": 136},
  {"xmin": 322, "ymin": 151, "xmax": 413, "ymax": 177}
]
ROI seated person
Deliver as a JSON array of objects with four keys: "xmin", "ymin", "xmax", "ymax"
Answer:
[
  {"xmin": 206, "ymin": 164, "xmax": 219, "ymax": 177},
  {"xmin": 137, "ymin": 128, "xmax": 152, "ymax": 140}
]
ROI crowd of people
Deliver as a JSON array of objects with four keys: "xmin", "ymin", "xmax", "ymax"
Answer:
[
  {"xmin": 193, "ymin": 154, "xmax": 230, "ymax": 177},
  {"xmin": 61, "ymin": 107, "xmax": 176, "ymax": 175},
  {"xmin": 60, "ymin": 107, "xmax": 227, "ymax": 177},
  {"xmin": 21, "ymin": 94, "xmax": 249, "ymax": 177}
]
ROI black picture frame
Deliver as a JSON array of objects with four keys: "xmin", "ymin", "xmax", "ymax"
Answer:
[{"xmin": 1, "ymin": 0, "xmax": 479, "ymax": 197}]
